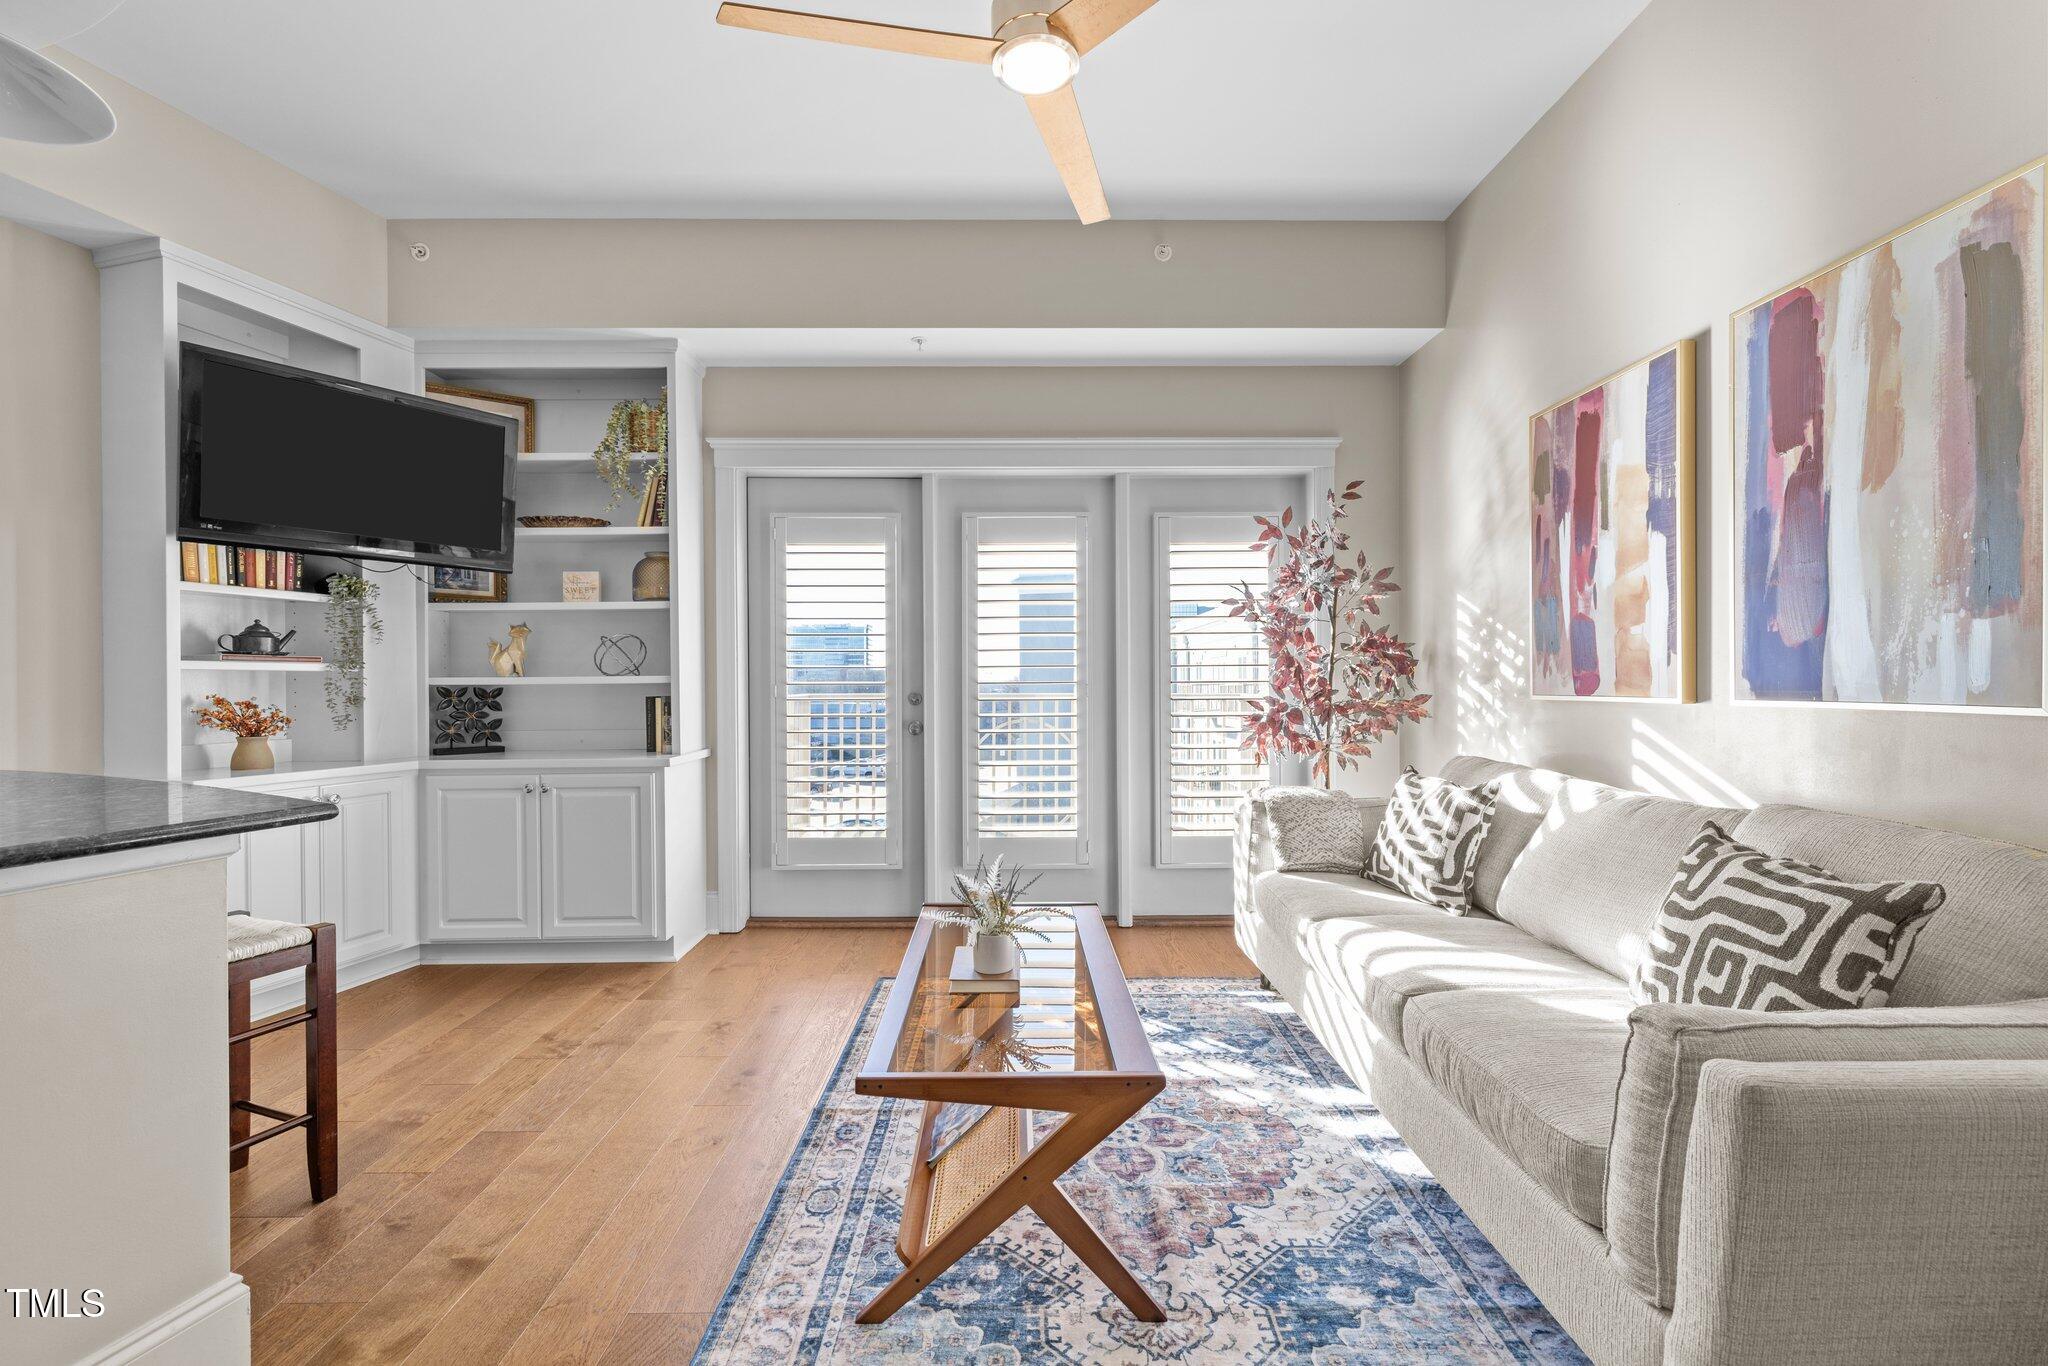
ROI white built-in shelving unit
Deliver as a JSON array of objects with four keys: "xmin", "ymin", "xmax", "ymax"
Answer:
[
  {"xmin": 414, "ymin": 340, "xmax": 698, "ymax": 764},
  {"xmin": 96, "ymin": 252, "xmax": 710, "ymax": 994},
  {"xmin": 98, "ymin": 240, "xmax": 423, "ymax": 785}
]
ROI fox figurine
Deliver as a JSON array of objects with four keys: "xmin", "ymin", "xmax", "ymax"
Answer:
[{"xmin": 487, "ymin": 623, "xmax": 531, "ymax": 678}]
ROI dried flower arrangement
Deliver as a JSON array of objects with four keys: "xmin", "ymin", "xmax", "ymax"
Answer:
[
  {"xmin": 194, "ymin": 694, "xmax": 291, "ymax": 738},
  {"xmin": 1230, "ymin": 480, "xmax": 1431, "ymax": 787}
]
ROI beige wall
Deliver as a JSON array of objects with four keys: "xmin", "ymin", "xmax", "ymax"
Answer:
[
  {"xmin": 1399, "ymin": 0, "xmax": 2048, "ymax": 845},
  {"xmin": 696, "ymin": 365, "xmax": 1404, "ymax": 885},
  {"xmin": 387, "ymin": 219, "xmax": 1444, "ymax": 329},
  {"xmin": 0, "ymin": 221, "xmax": 100, "ymax": 773},
  {"xmin": 0, "ymin": 51, "xmax": 387, "ymax": 322}
]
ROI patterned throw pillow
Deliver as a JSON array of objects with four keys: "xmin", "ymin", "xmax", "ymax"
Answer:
[
  {"xmin": 1635, "ymin": 822, "xmax": 1946, "ymax": 1010},
  {"xmin": 1366, "ymin": 768, "xmax": 1497, "ymax": 912},
  {"xmin": 1262, "ymin": 787, "xmax": 1370, "ymax": 873}
]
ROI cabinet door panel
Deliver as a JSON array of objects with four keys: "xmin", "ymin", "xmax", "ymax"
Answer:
[
  {"xmin": 241, "ymin": 820, "xmax": 317, "ymax": 924},
  {"xmin": 320, "ymin": 777, "xmax": 416, "ymax": 961},
  {"xmin": 426, "ymin": 775, "xmax": 541, "ymax": 940},
  {"xmin": 540, "ymin": 772, "xmax": 657, "ymax": 939}
]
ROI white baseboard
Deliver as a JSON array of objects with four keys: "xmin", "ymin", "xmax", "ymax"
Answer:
[
  {"xmin": 79, "ymin": 1274, "xmax": 248, "ymax": 1365},
  {"xmin": 248, "ymin": 942, "xmax": 422, "ymax": 1019},
  {"xmin": 418, "ymin": 938, "xmax": 687, "ymax": 965},
  {"xmin": 252, "ymin": 931, "xmax": 718, "ymax": 1014}
]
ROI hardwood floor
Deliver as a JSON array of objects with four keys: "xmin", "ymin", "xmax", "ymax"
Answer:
[{"xmin": 232, "ymin": 921, "xmax": 1255, "ymax": 1364}]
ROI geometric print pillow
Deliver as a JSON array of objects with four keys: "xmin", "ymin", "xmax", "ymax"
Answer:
[
  {"xmin": 1365, "ymin": 767, "xmax": 1497, "ymax": 913},
  {"xmin": 1261, "ymin": 786, "xmax": 1371, "ymax": 874},
  {"xmin": 1634, "ymin": 821, "xmax": 1946, "ymax": 1011}
]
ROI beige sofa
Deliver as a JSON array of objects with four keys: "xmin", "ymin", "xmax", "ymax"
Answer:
[{"xmin": 1233, "ymin": 755, "xmax": 2048, "ymax": 1365}]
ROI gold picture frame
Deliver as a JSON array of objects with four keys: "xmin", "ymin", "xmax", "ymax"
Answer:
[
  {"xmin": 429, "ymin": 566, "xmax": 508, "ymax": 603},
  {"xmin": 1527, "ymin": 338, "xmax": 1697, "ymax": 703},
  {"xmin": 426, "ymin": 382, "xmax": 536, "ymax": 454},
  {"xmin": 1729, "ymin": 156, "xmax": 2046, "ymax": 712}
]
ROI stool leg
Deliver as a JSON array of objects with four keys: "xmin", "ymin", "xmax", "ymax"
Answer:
[
  {"xmin": 229, "ymin": 975, "xmax": 252, "ymax": 1171},
  {"xmin": 305, "ymin": 924, "xmax": 339, "ymax": 1201}
]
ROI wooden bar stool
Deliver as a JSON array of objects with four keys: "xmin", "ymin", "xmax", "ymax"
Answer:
[{"xmin": 227, "ymin": 917, "xmax": 338, "ymax": 1201}]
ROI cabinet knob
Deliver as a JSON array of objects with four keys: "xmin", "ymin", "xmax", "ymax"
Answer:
[
  {"xmin": 540, "ymin": 784, "xmax": 553, "ymax": 795},
  {"xmin": 523, "ymin": 783, "xmax": 536, "ymax": 795},
  {"xmin": 323, "ymin": 793, "xmax": 341, "ymax": 805}
]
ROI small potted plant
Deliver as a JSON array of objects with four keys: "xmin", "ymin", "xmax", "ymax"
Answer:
[
  {"xmin": 925, "ymin": 857, "xmax": 1060, "ymax": 975},
  {"xmin": 194, "ymin": 694, "xmax": 291, "ymax": 772}
]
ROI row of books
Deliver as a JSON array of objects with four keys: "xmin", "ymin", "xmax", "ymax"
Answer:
[
  {"xmin": 181, "ymin": 541, "xmax": 306, "ymax": 592},
  {"xmin": 635, "ymin": 469, "xmax": 669, "ymax": 528},
  {"xmin": 645, "ymin": 695, "xmax": 673, "ymax": 754}
]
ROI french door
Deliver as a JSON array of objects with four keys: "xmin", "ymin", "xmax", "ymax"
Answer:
[
  {"xmin": 744, "ymin": 468, "xmax": 1311, "ymax": 921},
  {"xmin": 747, "ymin": 478, "xmax": 923, "ymax": 917},
  {"xmin": 929, "ymin": 477, "xmax": 1117, "ymax": 909}
]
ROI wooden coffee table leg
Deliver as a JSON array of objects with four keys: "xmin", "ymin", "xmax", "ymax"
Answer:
[
  {"xmin": 1030, "ymin": 1183, "xmax": 1165, "ymax": 1321},
  {"xmin": 860, "ymin": 1089, "xmax": 1165, "ymax": 1325}
]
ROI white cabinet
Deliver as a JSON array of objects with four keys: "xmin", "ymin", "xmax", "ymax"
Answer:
[
  {"xmin": 541, "ymin": 772, "xmax": 657, "ymax": 939},
  {"xmin": 229, "ymin": 819, "xmax": 317, "ymax": 923},
  {"xmin": 426, "ymin": 769, "xmax": 661, "ymax": 942},
  {"xmin": 226, "ymin": 771, "xmax": 419, "ymax": 969},
  {"xmin": 424, "ymin": 774, "xmax": 542, "ymax": 941},
  {"xmin": 320, "ymin": 776, "xmax": 417, "ymax": 961}
]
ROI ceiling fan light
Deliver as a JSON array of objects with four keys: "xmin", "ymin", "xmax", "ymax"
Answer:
[{"xmin": 992, "ymin": 30, "xmax": 1077, "ymax": 96}]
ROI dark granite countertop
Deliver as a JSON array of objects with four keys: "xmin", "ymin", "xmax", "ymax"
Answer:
[{"xmin": 0, "ymin": 770, "xmax": 336, "ymax": 871}]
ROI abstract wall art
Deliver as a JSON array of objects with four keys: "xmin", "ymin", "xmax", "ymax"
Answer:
[
  {"xmin": 1530, "ymin": 340, "xmax": 1697, "ymax": 700},
  {"xmin": 1736, "ymin": 161, "xmax": 2045, "ymax": 709}
]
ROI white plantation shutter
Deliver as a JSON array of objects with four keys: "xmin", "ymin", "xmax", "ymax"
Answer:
[
  {"xmin": 1160, "ymin": 516, "xmax": 1271, "ymax": 856},
  {"xmin": 970, "ymin": 515, "xmax": 1085, "ymax": 863},
  {"xmin": 773, "ymin": 514, "xmax": 898, "ymax": 868}
]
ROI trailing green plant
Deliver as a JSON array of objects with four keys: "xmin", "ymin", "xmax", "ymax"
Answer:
[
  {"xmin": 593, "ymin": 391, "xmax": 670, "ymax": 512},
  {"xmin": 323, "ymin": 573, "xmax": 383, "ymax": 730},
  {"xmin": 924, "ymin": 857, "xmax": 1061, "ymax": 940}
]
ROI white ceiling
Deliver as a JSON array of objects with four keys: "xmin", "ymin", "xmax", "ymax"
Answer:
[{"xmin": 61, "ymin": 0, "xmax": 1649, "ymax": 221}]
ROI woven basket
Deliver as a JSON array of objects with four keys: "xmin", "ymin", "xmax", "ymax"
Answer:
[{"xmin": 518, "ymin": 515, "xmax": 611, "ymax": 528}]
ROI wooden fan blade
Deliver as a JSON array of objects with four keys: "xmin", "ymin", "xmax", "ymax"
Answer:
[
  {"xmin": 715, "ymin": 3, "xmax": 999, "ymax": 63},
  {"xmin": 1025, "ymin": 86, "xmax": 1110, "ymax": 224},
  {"xmin": 1046, "ymin": 0, "xmax": 1158, "ymax": 54}
]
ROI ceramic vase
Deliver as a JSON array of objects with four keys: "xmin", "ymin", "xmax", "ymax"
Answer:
[
  {"xmin": 230, "ymin": 736, "xmax": 276, "ymax": 772},
  {"xmin": 973, "ymin": 931, "xmax": 1019, "ymax": 976},
  {"xmin": 632, "ymin": 551, "xmax": 671, "ymax": 602}
]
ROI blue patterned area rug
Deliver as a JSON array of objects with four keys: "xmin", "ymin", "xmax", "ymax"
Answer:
[{"xmin": 694, "ymin": 978, "xmax": 1587, "ymax": 1364}]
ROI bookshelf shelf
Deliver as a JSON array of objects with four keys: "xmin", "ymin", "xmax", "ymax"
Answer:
[
  {"xmin": 513, "ymin": 525, "xmax": 667, "ymax": 541},
  {"xmin": 179, "ymin": 581, "xmax": 330, "ymax": 605},
  {"xmin": 427, "ymin": 675, "xmax": 671, "ymax": 687},
  {"xmin": 181, "ymin": 658, "xmax": 327, "ymax": 673},
  {"xmin": 519, "ymin": 450, "xmax": 664, "ymax": 466},
  {"xmin": 428, "ymin": 600, "xmax": 668, "ymax": 613}
]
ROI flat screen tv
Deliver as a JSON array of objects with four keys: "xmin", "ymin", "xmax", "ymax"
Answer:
[{"xmin": 178, "ymin": 343, "xmax": 518, "ymax": 573}]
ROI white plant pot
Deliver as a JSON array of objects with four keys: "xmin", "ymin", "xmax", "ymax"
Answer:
[{"xmin": 973, "ymin": 931, "xmax": 1019, "ymax": 976}]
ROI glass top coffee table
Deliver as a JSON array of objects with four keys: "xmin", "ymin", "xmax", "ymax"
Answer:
[{"xmin": 853, "ymin": 902, "xmax": 1168, "ymax": 1324}]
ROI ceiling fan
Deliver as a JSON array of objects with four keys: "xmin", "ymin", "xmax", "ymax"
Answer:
[{"xmin": 715, "ymin": 0, "xmax": 1158, "ymax": 224}]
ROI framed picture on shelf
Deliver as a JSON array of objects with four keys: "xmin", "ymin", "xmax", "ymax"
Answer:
[
  {"xmin": 429, "ymin": 566, "xmax": 508, "ymax": 603},
  {"xmin": 426, "ymin": 382, "xmax": 536, "ymax": 453}
]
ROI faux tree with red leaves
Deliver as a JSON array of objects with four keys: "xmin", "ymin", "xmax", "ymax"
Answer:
[{"xmin": 1230, "ymin": 481, "xmax": 1431, "ymax": 787}]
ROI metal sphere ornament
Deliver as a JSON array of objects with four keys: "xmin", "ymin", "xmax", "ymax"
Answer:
[{"xmin": 593, "ymin": 634, "xmax": 648, "ymax": 677}]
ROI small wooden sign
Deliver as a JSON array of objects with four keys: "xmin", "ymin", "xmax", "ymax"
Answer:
[{"xmin": 561, "ymin": 571, "xmax": 601, "ymax": 602}]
